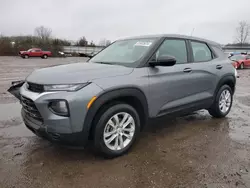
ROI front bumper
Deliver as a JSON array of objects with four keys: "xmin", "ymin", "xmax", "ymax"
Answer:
[
  {"xmin": 21, "ymin": 109, "xmax": 85, "ymax": 145},
  {"xmin": 20, "ymin": 82, "xmax": 103, "ymax": 146}
]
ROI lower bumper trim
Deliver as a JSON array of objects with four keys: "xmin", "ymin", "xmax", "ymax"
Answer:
[{"xmin": 22, "ymin": 109, "xmax": 87, "ymax": 146}]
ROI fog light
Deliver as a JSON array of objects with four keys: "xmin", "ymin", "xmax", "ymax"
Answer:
[{"xmin": 49, "ymin": 100, "xmax": 69, "ymax": 116}]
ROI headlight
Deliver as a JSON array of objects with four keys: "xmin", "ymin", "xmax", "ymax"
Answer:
[
  {"xmin": 44, "ymin": 83, "xmax": 90, "ymax": 92},
  {"xmin": 49, "ymin": 100, "xmax": 69, "ymax": 116}
]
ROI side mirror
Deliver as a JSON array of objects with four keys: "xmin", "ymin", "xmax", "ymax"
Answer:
[{"xmin": 149, "ymin": 55, "xmax": 176, "ymax": 67}]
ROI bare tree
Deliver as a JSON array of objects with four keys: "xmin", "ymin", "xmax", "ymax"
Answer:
[
  {"xmin": 106, "ymin": 40, "xmax": 111, "ymax": 46},
  {"xmin": 77, "ymin": 36, "xmax": 88, "ymax": 46},
  {"xmin": 34, "ymin": 26, "xmax": 52, "ymax": 41},
  {"xmin": 89, "ymin": 40, "xmax": 96, "ymax": 47},
  {"xmin": 235, "ymin": 21, "xmax": 250, "ymax": 45},
  {"xmin": 99, "ymin": 38, "xmax": 111, "ymax": 46}
]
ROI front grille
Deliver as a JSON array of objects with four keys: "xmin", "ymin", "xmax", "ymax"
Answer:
[
  {"xmin": 27, "ymin": 82, "xmax": 44, "ymax": 93},
  {"xmin": 21, "ymin": 96, "xmax": 43, "ymax": 122}
]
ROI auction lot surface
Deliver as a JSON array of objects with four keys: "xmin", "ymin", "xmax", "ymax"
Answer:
[{"xmin": 1, "ymin": 57, "xmax": 250, "ymax": 188}]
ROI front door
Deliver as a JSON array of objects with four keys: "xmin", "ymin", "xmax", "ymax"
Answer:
[
  {"xmin": 245, "ymin": 55, "xmax": 250, "ymax": 67},
  {"xmin": 148, "ymin": 38, "xmax": 197, "ymax": 117}
]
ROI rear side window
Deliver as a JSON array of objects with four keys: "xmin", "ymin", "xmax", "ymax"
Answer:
[
  {"xmin": 191, "ymin": 41, "xmax": 212, "ymax": 62},
  {"xmin": 156, "ymin": 39, "xmax": 187, "ymax": 64}
]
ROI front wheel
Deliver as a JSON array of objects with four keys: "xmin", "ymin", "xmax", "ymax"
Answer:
[
  {"xmin": 93, "ymin": 103, "xmax": 140, "ymax": 158},
  {"xmin": 208, "ymin": 85, "xmax": 233, "ymax": 118},
  {"xmin": 24, "ymin": 55, "xmax": 29, "ymax": 59},
  {"xmin": 240, "ymin": 63, "xmax": 244, "ymax": 69},
  {"xmin": 42, "ymin": 55, "xmax": 48, "ymax": 59}
]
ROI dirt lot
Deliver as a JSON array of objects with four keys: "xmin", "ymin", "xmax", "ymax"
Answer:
[{"xmin": 1, "ymin": 56, "xmax": 250, "ymax": 188}]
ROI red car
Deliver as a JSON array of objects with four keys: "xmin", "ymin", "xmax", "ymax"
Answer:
[
  {"xmin": 230, "ymin": 54, "xmax": 250, "ymax": 69},
  {"xmin": 19, "ymin": 48, "xmax": 52, "ymax": 59}
]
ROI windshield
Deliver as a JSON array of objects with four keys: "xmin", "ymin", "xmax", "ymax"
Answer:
[
  {"xmin": 230, "ymin": 55, "xmax": 245, "ymax": 61},
  {"xmin": 90, "ymin": 38, "xmax": 157, "ymax": 66},
  {"xmin": 27, "ymin": 49, "xmax": 33, "ymax": 52}
]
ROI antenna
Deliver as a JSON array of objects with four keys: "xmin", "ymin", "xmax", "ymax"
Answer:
[{"xmin": 191, "ymin": 28, "xmax": 195, "ymax": 36}]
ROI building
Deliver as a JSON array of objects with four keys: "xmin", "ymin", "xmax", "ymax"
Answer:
[{"xmin": 222, "ymin": 44, "xmax": 250, "ymax": 54}]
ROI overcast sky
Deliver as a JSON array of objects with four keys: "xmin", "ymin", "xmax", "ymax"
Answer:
[{"xmin": 0, "ymin": 0, "xmax": 250, "ymax": 44}]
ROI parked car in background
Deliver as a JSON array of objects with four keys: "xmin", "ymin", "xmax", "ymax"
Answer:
[
  {"xmin": 230, "ymin": 54, "xmax": 250, "ymax": 69},
  {"xmin": 225, "ymin": 52, "xmax": 233, "ymax": 58},
  {"xmin": 9, "ymin": 34, "xmax": 237, "ymax": 158},
  {"xmin": 19, "ymin": 48, "xmax": 52, "ymax": 59}
]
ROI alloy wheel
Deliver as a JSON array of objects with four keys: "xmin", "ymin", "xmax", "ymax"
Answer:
[
  {"xmin": 103, "ymin": 112, "xmax": 135, "ymax": 151},
  {"xmin": 219, "ymin": 89, "xmax": 231, "ymax": 113}
]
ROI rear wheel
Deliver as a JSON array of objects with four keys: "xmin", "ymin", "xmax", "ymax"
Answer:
[
  {"xmin": 93, "ymin": 103, "xmax": 140, "ymax": 158},
  {"xmin": 208, "ymin": 85, "xmax": 233, "ymax": 118}
]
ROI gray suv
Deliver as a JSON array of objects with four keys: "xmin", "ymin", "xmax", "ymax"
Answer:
[{"xmin": 15, "ymin": 34, "xmax": 237, "ymax": 157}]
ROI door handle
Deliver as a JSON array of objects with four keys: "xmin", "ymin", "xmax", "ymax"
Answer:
[
  {"xmin": 183, "ymin": 68, "xmax": 192, "ymax": 73},
  {"xmin": 216, "ymin": 65, "xmax": 223, "ymax": 69}
]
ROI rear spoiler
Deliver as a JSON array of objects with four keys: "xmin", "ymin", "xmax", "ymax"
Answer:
[{"xmin": 7, "ymin": 80, "xmax": 25, "ymax": 101}]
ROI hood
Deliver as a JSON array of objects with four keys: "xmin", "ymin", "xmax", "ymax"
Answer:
[
  {"xmin": 26, "ymin": 62, "xmax": 133, "ymax": 84},
  {"xmin": 19, "ymin": 51, "xmax": 27, "ymax": 54}
]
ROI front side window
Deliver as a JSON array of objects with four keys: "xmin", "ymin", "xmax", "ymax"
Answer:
[
  {"xmin": 191, "ymin": 41, "xmax": 212, "ymax": 62},
  {"xmin": 154, "ymin": 39, "xmax": 188, "ymax": 64},
  {"xmin": 90, "ymin": 38, "xmax": 157, "ymax": 67}
]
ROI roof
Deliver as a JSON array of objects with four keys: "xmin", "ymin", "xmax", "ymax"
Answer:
[
  {"xmin": 29, "ymin": 48, "xmax": 41, "ymax": 50},
  {"xmin": 120, "ymin": 34, "xmax": 220, "ymax": 47}
]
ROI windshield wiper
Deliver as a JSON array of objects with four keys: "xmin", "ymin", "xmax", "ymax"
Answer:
[{"xmin": 93, "ymin": 61, "xmax": 114, "ymax": 65}]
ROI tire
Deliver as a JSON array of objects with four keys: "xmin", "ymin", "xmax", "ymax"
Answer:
[
  {"xmin": 42, "ymin": 55, "xmax": 48, "ymax": 59},
  {"xmin": 93, "ymin": 103, "xmax": 140, "ymax": 158},
  {"xmin": 208, "ymin": 85, "xmax": 233, "ymax": 118},
  {"xmin": 240, "ymin": 63, "xmax": 244, "ymax": 69},
  {"xmin": 24, "ymin": 55, "xmax": 29, "ymax": 59}
]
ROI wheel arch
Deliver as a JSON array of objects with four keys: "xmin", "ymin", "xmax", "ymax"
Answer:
[
  {"xmin": 215, "ymin": 74, "xmax": 236, "ymax": 96},
  {"xmin": 82, "ymin": 87, "xmax": 149, "ymax": 141}
]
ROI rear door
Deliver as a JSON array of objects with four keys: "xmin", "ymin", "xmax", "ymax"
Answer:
[
  {"xmin": 186, "ymin": 40, "xmax": 219, "ymax": 104},
  {"xmin": 148, "ymin": 38, "xmax": 202, "ymax": 117}
]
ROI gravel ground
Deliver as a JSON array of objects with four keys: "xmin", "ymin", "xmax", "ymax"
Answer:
[
  {"xmin": 0, "ymin": 56, "xmax": 87, "ymax": 104},
  {"xmin": 1, "ymin": 56, "xmax": 250, "ymax": 188}
]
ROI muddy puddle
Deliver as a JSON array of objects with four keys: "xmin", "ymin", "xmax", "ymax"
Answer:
[{"xmin": 0, "ymin": 103, "xmax": 34, "ymax": 138}]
